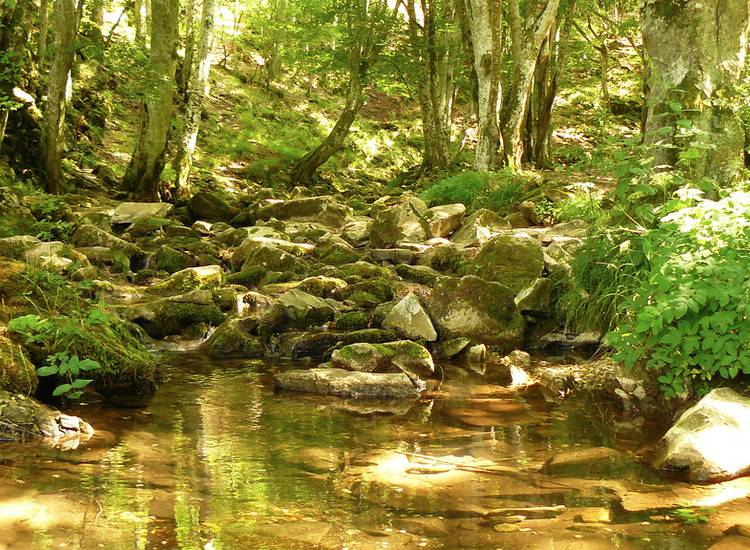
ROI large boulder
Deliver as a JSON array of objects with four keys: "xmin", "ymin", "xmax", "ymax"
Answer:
[
  {"xmin": 653, "ymin": 388, "xmax": 750, "ymax": 482},
  {"xmin": 234, "ymin": 243, "xmax": 308, "ymax": 274},
  {"xmin": 255, "ymin": 196, "xmax": 353, "ymax": 228},
  {"xmin": 427, "ymin": 203, "xmax": 466, "ymax": 238},
  {"xmin": 465, "ymin": 234, "xmax": 544, "ymax": 294},
  {"xmin": 330, "ymin": 340, "xmax": 434, "ymax": 380},
  {"xmin": 0, "ymin": 391, "xmax": 93, "ymax": 444},
  {"xmin": 274, "ymin": 368, "xmax": 419, "ymax": 400},
  {"xmin": 188, "ymin": 190, "xmax": 240, "ymax": 223},
  {"xmin": 200, "ymin": 317, "xmax": 264, "ymax": 359},
  {"xmin": 147, "ymin": 265, "xmax": 224, "ymax": 295},
  {"xmin": 111, "ymin": 202, "xmax": 173, "ymax": 225},
  {"xmin": 450, "ymin": 208, "xmax": 510, "ymax": 247},
  {"xmin": 129, "ymin": 290, "xmax": 225, "ymax": 338},
  {"xmin": 427, "ymin": 275, "xmax": 525, "ymax": 350},
  {"xmin": 382, "ymin": 293, "xmax": 437, "ymax": 341},
  {"xmin": 0, "ymin": 235, "xmax": 42, "ymax": 260},
  {"xmin": 259, "ymin": 289, "xmax": 334, "ymax": 336},
  {"xmin": 369, "ymin": 199, "xmax": 431, "ymax": 248}
]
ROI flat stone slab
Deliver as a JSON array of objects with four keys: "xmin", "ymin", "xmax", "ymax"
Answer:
[
  {"xmin": 274, "ymin": 368, "xmax": 419, "ymax": 400},
  {"xmin": 111, "ymin": 202, "xmax": 172, "ymax": 224}
]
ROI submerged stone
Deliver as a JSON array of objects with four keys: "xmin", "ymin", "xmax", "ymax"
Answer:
[{"xmin": 274, "ymin": 368, "xmax": 419, "ymax": 399}]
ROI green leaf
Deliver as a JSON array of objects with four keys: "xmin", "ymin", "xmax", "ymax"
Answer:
[
  {"xmin": 36, "ymin": 366, "xmax": 59, "ymax": 377},
  {"xmin": 78, "ymin": 359, "xmax": 101, "ymax": 371},
  {"xmin": 71, "ymin": 379, "xmax": 93, "ymax": 389},
  {"xmin": 52, "ymin": 384, "xmax": 72, "ymax": 397}
]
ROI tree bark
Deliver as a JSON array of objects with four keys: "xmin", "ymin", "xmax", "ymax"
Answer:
[
  {"xmin": 38, "ymin": 0, "xmax": 50, "ymax": 64},
  {"xmin": 134, "ymin": 0, "xmax": 145, "ymax": 45},
  {"xmin": 642, "ymin": 0, "xmax": 750, "ymax": 183},
  {"xmin": 291, "ymin": 53, "xmax": 368, "ymax": 184},
  {"xmin": 266, "ymin": 0, "xmax": 287, "ymax": 81},
  {"xmin": 41, "ymin": 0, "xmax": 76, "ymax": 194},
  {"xmin": 466, "ymin": 0, "xmax": 502, "ymax": 171},
  {"xmin": 173, "ymin": 0, "xmax": 215, "ymax": 196},
  {"xmin": 122, "ymin": 0, "xmax": 179, "ymax": 201},
  {"xmin": 180, "ymin": 0, "xmax": 197, "ymax": 95},
  {"xmin": 500, "ymin": 0, "xmax": 561, "ymax": 168}
]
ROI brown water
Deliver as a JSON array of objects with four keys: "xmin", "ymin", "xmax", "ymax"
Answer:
[{"xmin": 0, "ymin": 354, "xmax": 741, "ymax": 549}]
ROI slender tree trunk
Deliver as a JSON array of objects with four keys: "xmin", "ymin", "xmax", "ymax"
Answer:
[
  {"xmin": 291, "ymin": 54, "xmax": 367, "ymax": 183},
  {"xmin": 467, "ymin": 0, "xmax": 502, "ymax": 171},
  {"xmin": 599, "ymin": 42, "xmax": 609, "ymax": 107},
  {"xmin": 642, "ymin": 0, "xmax": 750, "ymax": 182},
  {"xmin": 173, "ymin": 0, "xmax": 215, "ymax": 195},
  {"xmin": 501, "ymin": 0, "xmax": 560, "ymax": 168},
  {"xmin": 134, "ymin": 0, "xmax": 145, "ymax": 45},
  {"xmin": 41, "ymin": 0, "xmax": 76, "ymax": 194},
  {"xmin": 91, "ymin": 0, "xmax": 104, "ymax": 30},
  {"xmin": 38, "ymin": 0, "xmax": 50, "ymax": 64},
  {"xmin": 266, "ymin": 0, "xmax": 287, "ymax": 81},
  {"xmin": 122, "ymin": 0, "xmax": 179, "ymax": 201},
  {"xmin": 180, "ymin": 0, "xmax": 197, "ymax": 94}
]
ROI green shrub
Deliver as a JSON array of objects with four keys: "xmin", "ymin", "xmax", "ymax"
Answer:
[
  {"xmin": 605, "ymin": 190, "xmax": 750, "ymax": 397},
  {"xmin": 419, "ymin": 171, "xmax": 488, "ymax": 208},
  {"xmin": 553, "ymin": 191, "xmax": 604, "ymax": 224}
]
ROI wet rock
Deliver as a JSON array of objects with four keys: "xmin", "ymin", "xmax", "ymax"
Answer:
[
  {"xmin": 537, "ymin": 330, "xmax": 602, "ymax": 351},
  {"xmin": 200, "ymin": 317, "xmax": 264, "ymax": 359},
  {"xmin": 543, "ymin": 447, "xmax": 654, "ymax": 481},
  {"xmin": 111, "ymin": 202, "xmax": 172, "ymax": 224},
  {"xmin": 451, "ymin": 208, "xmax": 510, "ymax": 247},
  {"xmin": 515, "ymin": 277, "xmax": 553, "ymax": 315},
  {"xmin": 382, "ymin": 292, "xmax": 437, "ymax": 341},
  {"xmin": 369, "ymin": 199, "xmax": 431, "ymax": 248},
  {"xmin": 499, "ymin": 350, "xmax": 532, "ymax": 370},
  {"xmin": 427, "ymin": 275, "xmax": 525, "ymax": 350},
  {"xmin": 147, "ymin": 265, "xmax": 224, "ymax": 295},
  {"xmin": 130, "ymin": 290, "xmax": 225, "ymax": 338},
  {"xmin": 277, "ymin": 331, "xmax": 345, "ymax": 359},
  {"xmin": 256, "ymin": 196, "xmax": 353, "ymax": 228},
  {"xmin": 331, "ymin": 340, "xmax": 434, "ymax": 380},
  {"xmin": 427, "ymin": 203, "xmax": 466, "ymax": 238},
  {"xmin": 439, "ymin": 338, "xmax": 471, "ymax": 359},
  {"xmin": 259, "ymin": 289, "xmax": 334, "ymax": 335},
  {"xmin": 466, "ymin": 344, "xmax": 487, "ymax": 363},
  {"xmin": 274, "ymin": 368, "xmax": 419, "ymax": 399},
  {"xmin": 0, "ymin": 391, "xmax": 93, "ymax": 444},
  {"xmin": 653, "ymin": 388, "xmax": 750, "ymax": 482},
  {"xmin": 187, "ymin": 189, "xmax": 239, "ymax": 222},
  {"xmin": 466, "ymin": 234, "xmax": 544, "ymax": 294},
  {"xmin": 340, "ymin": 328, "xmax": 397, "ymax": 345}
]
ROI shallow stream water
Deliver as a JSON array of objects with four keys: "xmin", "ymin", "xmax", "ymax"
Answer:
[{"xmin": 0, "ymin": 353, "xmax": 743, "ymax": 549}]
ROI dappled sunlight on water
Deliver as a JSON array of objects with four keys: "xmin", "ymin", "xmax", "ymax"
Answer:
[{"xmin": 0, "ymin": 353, "xmax": 743, "ymax": 548}]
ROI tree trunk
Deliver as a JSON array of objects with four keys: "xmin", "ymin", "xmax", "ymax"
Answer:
[
  {"xmin": 122, "ymin": 0, "xmax": 179, "ymax": 201},
  {"xmin": 180, "ymin": 0, "xmax": 197, "ymax": 95},
  {"xmin": 134, "ymin": 0, "xmax": 145, "ymax": 45},
  {"xmin": 266, "ymin": 0, "xmax": 287, "ymax": 81},
  {"xmin": 291, "ymin": 55, "xmax": 367, "ymax": 184},
  {"xmin": 91, "ymin": 0, "xmax": 104, "ymax": 30},
  {"xmin": 642, "ymin": 0, "xmax": 750, "ymax": 183},
  {"xmin": 500, "ymin": 0, "xmax": 561, "ymax": 168},
  {"xmin": 406, "ymin": 0, "xmax": 453, "ymax": 173},
  {"xmin": 41, "ymin": 0, "xmax": 76, "ymax": 194},
  {"xmin": 38, "ymin": 0, "xmax": 49, "ymax": 64},
  {"xmin": 173, "ymin": 0, "xmax": 215, "ymax": 196},
  {"xmin": 599, "ymin": 42, "xmax": 609, "ymax": 107},
  {"xmin": 467, "ymin": 0, "xmax": 502, "ymax": 171}
]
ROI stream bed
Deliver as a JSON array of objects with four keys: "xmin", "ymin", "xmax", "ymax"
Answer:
[{"xmin": 0, "ymin": 353, "xmax": 745, "ymax": 549}]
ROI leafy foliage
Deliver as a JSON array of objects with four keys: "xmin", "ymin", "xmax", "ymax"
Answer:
[{"xmin": 606, "ymin": 190, "xmax": 750, "ymax": 397}]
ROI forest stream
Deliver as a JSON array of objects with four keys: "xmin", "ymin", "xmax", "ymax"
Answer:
[{"xmin": 0, "ymin": 351, "xmax": 739, "ymax": 549}]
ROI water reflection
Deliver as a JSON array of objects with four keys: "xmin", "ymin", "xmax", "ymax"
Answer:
[{"xmin": 0, "ymin": 354, "xmax": 735, "ymax": 548}]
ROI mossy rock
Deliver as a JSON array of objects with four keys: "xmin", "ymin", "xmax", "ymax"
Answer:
[
  {"xmin": 463, "ymin": 235, "xmax": 544, "ymax": 295},
  {"xmin": 335, "ymin": 261, "xmax": 396, "ymax": 281},
  {"xmin": 427, "ymin": 275, "xmax": 526, "ymax": 351},
  {"xmin": 335, "ymin": 278, "xmax": 393, "ymax": 303},
  {"xmin": 239, "ymin": 244, "xmax": 309, "ymax": 275},
  {"xmin": 340, "ymin": 328, "xmax": 397, "ymax": 345},
  {"xmin": 330, "ymin": 340, "xmax": 434, "ymax": 379},
  {"xmin": 0, "ymin": 326, "xmax": 37, "ymax": 395},
  {"xmin": 227, "ymin": 266, "xmax": 268, "ymax": 288},
  {"xmin": 125, "ymin": 216, "xmax": 173, "ymax": 238},
  {"xmin": 147, "ymin": 265, "xmax": 224, "ymax": 295},
  {"xmin": 418, "ymin": 245, "xmax": 466, "ymax": 273},
  {"xmin": 394, "ymin": 264, "xmax": 441, "ymax": 286},
  {"xmin": 188, "ymin": 189, "xmax": 240, "ymax": 223},
  {"xmin": 334, "ymin": 311, "xmax": 370, "ymax": 331},
  {"xmin": 0, "ymin": 258, "xmax": 27, "ymax": 303},
  {"xmin": 201, "ymin": 318, "xmax": 264, "ymax": 359},
  {"xmin": 316, "ymin": 243, "xmax": 362, "ymax": 266},
  {"xmin": 134, "ymin": 298, "xmax": 226, "ymax": 339},
  {"xmin": 153, "ymin": 246, "xmax": 196, "ymax": 274}
]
